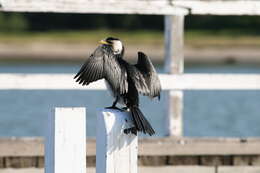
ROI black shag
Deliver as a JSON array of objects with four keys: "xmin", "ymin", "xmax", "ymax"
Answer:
[{"xmin": 74, "ymin": 37, "xmax": 161, "ymax": 136}]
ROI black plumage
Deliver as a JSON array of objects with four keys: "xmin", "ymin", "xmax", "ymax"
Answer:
[{"xmin": 74, "ymin": 37, "xmax": 161, "ymax": 136}]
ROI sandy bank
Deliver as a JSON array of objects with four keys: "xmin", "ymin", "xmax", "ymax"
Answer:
[{"xmin": 0, "ymin": 43, "xmax": 260, "ymax": 64}]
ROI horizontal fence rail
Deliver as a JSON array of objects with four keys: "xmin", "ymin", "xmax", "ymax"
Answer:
[
  {"xmin": 0, "ymin": 73, "xmax": 259, "ymax": 90},
  {"xmin": 1, "ymin": 0, "xmax": 260, "ymax": 15},
  {"xmin": 0, "ymin": 0, "xmax": 188, "ymax": 15}
]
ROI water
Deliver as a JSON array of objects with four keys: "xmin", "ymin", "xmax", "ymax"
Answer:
[{"xmin": 0, "ymin": 61, "xmax": 260, "ymax": 137}]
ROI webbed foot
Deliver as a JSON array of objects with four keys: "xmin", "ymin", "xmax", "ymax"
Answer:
[
  {"xmin": 122, "ymin": 107, "xmax": 128, "ymax": 111},
  {"xmin": 105, "ymin": 106, "xmax": 124, "ymax": 112}
]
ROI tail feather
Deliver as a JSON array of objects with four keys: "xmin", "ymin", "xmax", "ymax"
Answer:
[
  {"xmin": 130, "ymin": 108, "xmax": 143, "ymax": 131},
  {"xmin": 130, "ymin": 106, "xmax": 155, "ymax": 136}
]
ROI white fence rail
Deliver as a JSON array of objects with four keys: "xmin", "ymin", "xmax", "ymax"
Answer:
[
  {"xmin": 1, "ymin": 0, "xmax": 260, "ymax": 15},
  {"xmin": 0, "ymin": 73, "xmax": 260, "ymax": 90}
]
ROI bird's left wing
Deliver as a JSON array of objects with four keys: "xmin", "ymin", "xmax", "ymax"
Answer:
[{"xmin": 134, "ymin": 52, "xmax": 161, "ymax": 99}]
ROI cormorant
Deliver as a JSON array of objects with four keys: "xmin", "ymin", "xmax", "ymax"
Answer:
[{"xmin": 74, "ymin": 37, "xmax": 161, "ymax": 136}]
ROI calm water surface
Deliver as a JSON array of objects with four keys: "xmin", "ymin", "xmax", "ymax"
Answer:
[{"xmin": 0, "ymin": 62, "xmax": 260, "ymax": 137}]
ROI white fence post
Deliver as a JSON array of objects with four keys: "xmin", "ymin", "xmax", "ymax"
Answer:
[
  {"xmin": 96, "ymin": 109, "xmax": 138, "ymax": 173},
  {"xmin": 164, "ymin": 15, "xmax": 185, "ymax": 137},
  {"xmin": 45, "ymin": 107, "xmax": 86, "ymax": 173}
]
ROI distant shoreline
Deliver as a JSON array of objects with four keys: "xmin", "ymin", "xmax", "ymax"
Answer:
[
  {"xmin": 1, "ymin": 43, "xmax": 260, "ymax": 64},
  {"xmin": 1, "ymin": 30, "xmax": 260, "ymax": 64}
]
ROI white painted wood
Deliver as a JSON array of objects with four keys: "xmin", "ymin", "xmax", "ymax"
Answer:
[
  {"xmin": 165, "ymin": 91, "xmax": 183, "ymax": 136},
  {"xmin": 164, "ymin": 16, "xmax": 184, "ymax": 74},
  {"xmin": 164, "ymin": 15, "xmax": 184, "ymax": 137},
  {"xmin": 1, "ymin": 73, "xmax": 260, "ymax": 90},
  {"xmin": 1, "ymin": 0, "xmax": 260, "ymax": 15},
  {"xmin": 96, "ymin": 109, "xmax": 138, "ymax": 173},
  {"xmin": 45, "ymin": 107, "xmax": 86, "ymax": 173},
  {"xmin": 159, "ymin": 74, "xmax": 260, "ymax": 90},
  {"xmin": 173, "ymin": 0, "xmax": 260, "ymax": 15},
  {"xmin": 0, "ymin": 73, "xmax": 106, "ymax": 90},
  {"xmin": 0, "ymin": 0, "xmax": 188, "ymax": 15}
]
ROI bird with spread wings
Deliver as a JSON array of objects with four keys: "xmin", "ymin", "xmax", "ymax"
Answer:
[{"xmin": 74, "ymin": 37, "xmax": 161, "ymax": 136}]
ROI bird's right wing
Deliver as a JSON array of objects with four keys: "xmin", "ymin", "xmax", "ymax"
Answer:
[{"xmin": 74, "ymin": 46, "xmax": 105, "ymax": 85}]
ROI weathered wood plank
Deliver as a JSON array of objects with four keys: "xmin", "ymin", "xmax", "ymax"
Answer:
[
  {"xmin": 0, "ymin": 158, "xmax": 4, "ymax": 168},
  {"xmin": 138, "ymin": 138, "xmax": 260, "ymax": 156},
  {"xmin": 5, "ymin": 157, "xmax": 37, "ymax": 168},
  {"xmin": 0, "ymin": 166, "xmax": 218, "ymax": 173},
  {"xmin": 200, "ymin": 156, "xmax": 229, "ymax": 166},
  {"xmin": 1, "ymin": 0, "xmax": 260, "ymax": 15},
  {"xmin": 138, "ymin": 156, "xmax": 168, "ymax": 166},
  {"xmin": 251, "ymin": 156, "xmax": 260, "ymax": 166},
  {"xmin": 36, "ymin": 157, "xmax": 44, "ymax": 168},
  {"xmin": 168, "ymin": 156, "xmax": 199, "ymax": 165},
  {"xmin": 143, "ymin": 166, "xmax": 215, "ymax": 173},
  {"xmin": 0, "ymin": 168, "xmax": 44, "ymax": 173},
  {"xmin": 218, "ymin": 166, "xmax": 260, "ymax": 173},
  {"xmin": 1, "ymin": 73, "xmax": 260, "ymax": 90},
  {"xmin": 233, "ymin": 156, "xmax": 252, "ymax": 165},
  {"xmin": 3, "ymin": 155, "xmax": 260, "ymax": 167},
  {"xmin": 164, "ymin": 16, "xmax": 184, "ymax": 75},
  {"xmin": 0, "ymin": 138, "xmax": 44, "ymax": 157},
  {"xmin": 0, "ymin": 0, "xmax": 188, "ymax": 15},
  {"xmin": 173, "ymin": 0, "xmax": 260, "ymax": 15},
  {"xmin": 164, "ymin": 15, "xmax": 184, "ymax": 137},
  {"xmin": 2, "ymin": 138, "xmax": 260, "ymax": 157}
]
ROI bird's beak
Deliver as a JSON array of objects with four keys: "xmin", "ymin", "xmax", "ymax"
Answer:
[{"xmin": 99, "ymin": 40, "xmax": 109, "ymax": 45}]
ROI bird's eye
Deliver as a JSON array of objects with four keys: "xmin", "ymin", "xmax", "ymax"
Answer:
[{"xmin": 106, "ymin": 40, "xmax": 112, "ymax": 44}]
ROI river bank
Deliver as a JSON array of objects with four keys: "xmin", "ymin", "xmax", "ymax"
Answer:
[
  {"xmin": 1, "ymin": 42, "xmax": 260, "ymax": 64},
  {"xmin": 1, "ymin": 30, "xmax": 260, "ymax": 64}
]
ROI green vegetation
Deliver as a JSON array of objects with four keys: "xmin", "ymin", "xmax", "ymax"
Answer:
[
  {"xmin": 0, "ymin": 30, "xmax": 162, "ymax": 44},
  {"xmin": 0, "ymin": 13, "xmax": 28, "ymax": 32},
  {"xmin": 0, "ymin": 13, "xmax": 260, "ymax": 47},
  {"xmin": 185, "ymin": 30, "xmax": 260, "ymax": 47},
  {"xmin": 1, "ymin": 29, "xmax": 260, "ymax": 48}
]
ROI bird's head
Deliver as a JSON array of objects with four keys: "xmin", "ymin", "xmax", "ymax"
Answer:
[{"xmin": 99, "ymin": 37, "xmax": 123, "ymax": 55}]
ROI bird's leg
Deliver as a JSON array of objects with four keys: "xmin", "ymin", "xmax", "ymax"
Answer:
[
  {"xmin": 121, "ymin": 107, "xmax": 128, "ymax": 111},
  {"xmin": 111, "ymin": 97, "xmax": 118, "ymax": 107},
  {"xmin": 124, "ymin": 127, "xmax": 137, "ymax": 136},
  {"xmin": 105, "ymin": 97, "xmax": 124, "ymax": 111}
]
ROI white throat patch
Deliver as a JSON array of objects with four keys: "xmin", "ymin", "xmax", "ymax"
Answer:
[{"xmin": 112, "ymin": 40, "xmax": 123, "ymax": 54}]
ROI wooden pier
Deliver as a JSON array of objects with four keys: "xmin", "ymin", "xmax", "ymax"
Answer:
[
  {"xmin": 0, "ymin": 0, "xmax": 260, "ymax": 172},
  {"xmin": 1, "ymin": 137, "xmax": 260, "ymax": 167}
]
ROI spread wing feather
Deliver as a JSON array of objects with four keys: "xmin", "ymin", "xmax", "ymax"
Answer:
[
  {"xmin": 74, "ymin": 46, "xmax": 104, "ymax": 85},
  {"xmin": 134, "ymin": 52, "xmax": 161, "ymax": 99},
  {"xmin": 127, "ymin": 65, "xmax": 149, "ymax": 95},
  {"xmin": 74, "ymin": 46, "xmax": 128, "ymax": 94}
]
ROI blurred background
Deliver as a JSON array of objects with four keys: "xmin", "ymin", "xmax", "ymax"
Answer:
[{"xmin": 0, "ymin": 13, "xmax": 260, "ymax": 137}]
